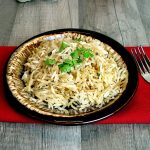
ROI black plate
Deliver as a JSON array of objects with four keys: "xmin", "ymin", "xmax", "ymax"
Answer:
[{"xmin": 4, "ymin": 28, "xmax": 138, "ymax": 125}]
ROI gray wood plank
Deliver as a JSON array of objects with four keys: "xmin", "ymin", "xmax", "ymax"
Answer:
[
  {"xmin": 0, "ymin": 123, "xmax": 43, "ymax": 150},
  {"xmin": 79, "ymin": 0, "xmax": 123, "ymax": 44},
  {"xmin": 81, "ymin": 124, "xmax": 150, "ymax": 150},
  {"xmin": 133, "ymin": 125, "xmax": 150, "ymax": 150},
  {"xmin": 0, "ymin": 0, "xmax": 18, "ymax": 45},
  {"xmin": 0, "ymin": 123, "xmax": 81, "ymax": 150},
  {"xmin": 81, "ymin": 125, "xmax": 135, "ymax": 150},
  {"xmin": 68, "ymin": 0, "xmax": 79, "ymax": 28},
  {"xmin": 42, "ymin": 124, "xmax": 81, "ymax": 150},
  {"xmin": 8, "ymin": 0, "xmax": 79, "ymax": 45},
  {"xmin": 114, "ymin": 0, "xmax": 149, "ymax": 45},
  {"xmin": 135, "ymin": 0, "xmax": 150, "ymax": 44}
]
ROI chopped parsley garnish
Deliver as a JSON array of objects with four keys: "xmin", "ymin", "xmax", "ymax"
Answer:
[
  {"xmin": 76, "ymin": 57, "xmax": 83, "ymax": 64},
  {"xmin": 45, "ymin": 58, "xmax": 56, "ymax": 66},
  {"xmin": 56, "ymin": 43, "xmax": 94, "ymax": 73},
  {"xmin": 59, "ymin": 41, "xmax": 70, "ymax": 52},
  {"xmin": 70, "ymin": 49, "xmax": 79, "ymax": 59},
  {"xmin": 58, "ymin": 57, "xmax": 83, "ymax": 73},
  {"xmin": 74, "ymin": 38, "xmax": 81, "ymax": 42},
  {"xmin": 72, "ymin": 57, "xmax": 82, "ymax": 66},
  {"xmin": 58, "ymin": 59, "xmax": 73, "ymax": 73},
  {"xmin": 59, "ymin": 47, "xmax": 94, "ymax": 73},
  {"xmin": 71, "ymin": 47, "xmax": 94, "ymax": 59},
  {"xmin": 97, "ymin": 73, "xmax": 100, "ymax": 78},
  {"xmin": 64, "ymin": 59, "xmax": 74, "ymax": 66},
  {"xmin": 72, "ymin": 59, "xmax": 78, "ymax": 65},
  {"xmin": 81, "ymin": 48, "xmax": 94, "ymax": 58},
  {"xmin": 58, "ymin": 63, "xmax": 72, "ymax": 73},
  {"xmin": 83, "ymin": 51, "xmax": 94, "ymax": 58}
]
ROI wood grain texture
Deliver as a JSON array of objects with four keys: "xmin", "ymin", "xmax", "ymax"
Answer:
[
  {"xmin": 8, "ymin": 0, "xmax": 79, "ymax": 45},
  {"xmin": 42, "ymin": 124, "xmax": 81, "ymax": 150},
  {"xmin": 79, "ymin": 0, "xmax": 123, "ymax": 44},
  {"xmin": 135, "ymin": 0, "xmax": 150, "ymax": 44},
  {"xmin": 0, "ymin": 0, "xmax": 17, "ymax": 45},
  {"xmin": 0, "ymin": 0, "xmax": 150, "ymax": 150},
  {"xmin": 81, "ymin": 124, "xmax": 150, "ymax": 150},
  {"xmin": 81, "ymin": 125, "xmax": 136, "ymax": 150},
  {"xmin": 133, "ymin": 125, "xmax": 150, "ymax": 150},
  {"xmin": 0, "ymin": 123, "xmax": 43, "ymax": 150},
  {"xmin": 114, "ymin": 0, "xmax": 149, "ymax": 46},
  {"xmin": 0, "ymin": 123, "xmax": 81, "ymax": 150}
]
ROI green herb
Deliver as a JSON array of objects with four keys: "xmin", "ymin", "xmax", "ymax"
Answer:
[
  {"xmin": 58, "ymin": 59, "xmax": 74, "ymax": 73},
  {"xmin": 97, "ymin": 73, "xmax": 100, "ymax": 78},
  {"xmin": 71, "ymin": 47, "xmax": 94, "ymax": 59},
  {"xmin": 59, "ymin": 46, "xmax": 94, "ymax": 73},
  {"xmin": 58, "ymin": 63, "xmax": 72, "ymax": 73},
  {"xmin": 76, "ymin": 47, "xmax": 84, "ymax": 53},
  {"xmin": 59, "ymin": 41, "xmax": 70, "ymax": 52},
  {"xmin": 45, "ymin": 58, "xmax": 56, "ymax": 66},
  {"xmin": 83, "ymin": 51, "xmax": 94, "ymax": 58},
  {"xmin": 70, "ymin": 50, "xmax": 79, "ymax": 59},
  {"xmin": 71, "ymin": 58, "xmax": 82, "ymax": 66},
  {"xmin": 58, "ymin": 57, "xmax": 82, "ymax": 73},
  {"xmin": 74, "ymin": 38, "xmax": 81, "ymax": 42},
  {"xmin": 81, "ymin": 48, "xmax": 94, "ymax": 58},
  {"xmin": 64, "ymin": 59, "xmax": 74, "ymax": 66},
  {"xmin": 72, "ymin": 59, "xmax": 78, "ymax": 65},
  {"xmin": 76, "ymin": 57, "xmax": 82, "ymax": 64}
]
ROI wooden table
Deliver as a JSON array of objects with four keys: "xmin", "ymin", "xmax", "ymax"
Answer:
[{"xmin": 0, "ymin": 0, "xmax": 150, "ymax": 149}]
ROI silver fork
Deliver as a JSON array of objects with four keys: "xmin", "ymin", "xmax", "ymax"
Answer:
[{"xmin": 131, "ymin": 46, "xmax": 150, "ymax": 83}]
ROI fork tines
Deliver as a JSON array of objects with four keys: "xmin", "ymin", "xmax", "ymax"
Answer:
[{"xmin": 131, "ymin": 46, "xmax": 150, "ymax": 74}]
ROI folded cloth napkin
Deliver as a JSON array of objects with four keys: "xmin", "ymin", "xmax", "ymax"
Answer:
[{"xmin": 0, "ymin": 46, "xmax": 150, "ymax": 124}]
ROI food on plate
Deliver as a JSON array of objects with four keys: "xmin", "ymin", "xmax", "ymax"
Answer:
[{"xmin": 18, "ymin": 32, "xmax": 128, "ymax": 115}]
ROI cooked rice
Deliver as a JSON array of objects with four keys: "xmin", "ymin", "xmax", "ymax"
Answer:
[{"xmin": 20, "ymin": 33, "xmax": 128, "ymax": 115}]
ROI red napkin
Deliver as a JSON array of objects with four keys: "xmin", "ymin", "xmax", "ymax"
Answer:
[{"xmin": 0, "ymin": 46, "xmax": 150, "ymax": 124}]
